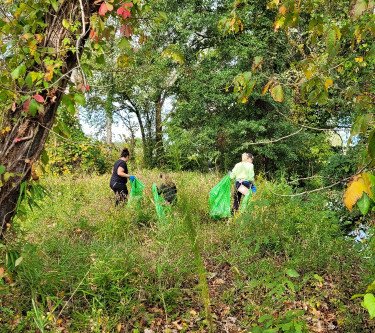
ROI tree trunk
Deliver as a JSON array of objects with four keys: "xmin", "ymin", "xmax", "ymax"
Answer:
[
  {"xmin": 155, "ymin": 92, "xmax": 166, "ymax": 166},
  {"xmin": 133, "ymin": 109, "xmax": 149, "ymax": 166},
  {"xmin": 105, "ymin": 73, "xmax": 114, "ymax": 145},
  {"xmin": 0, "ymin": 1, "xmax": 98, "ymax": 237},
  {"xmin": 105, "ymin": 115, "xmax": 113, "ymax": 145}
]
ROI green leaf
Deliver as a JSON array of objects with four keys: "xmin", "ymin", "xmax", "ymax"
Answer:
[
  {"xmin": 286, "ymin": 268, "xmax": 300, "ymax": 278},
  {"xmin": 15, "ymin": 256, "xmax": 23, "ymax": 267},
  {"xmin": 294, "ymin": 322, "xmax": 303, "ymax": 333},
  {"xmin": 279, "ymin": 322, "xmax": 293, "ymax": 330},
  {"xmin": 74, "ymin": 93, "xmax": 86, "ymax": 106},
  {"xmin": 25, "ymin": 72, "xmax": 33, "ymax": 87},
  {"xmin": 29, "ymin": 99, "xmax": 39, "ymax": 116},
  {"xmin": 363, "ymin": 293, "xmax": 375, "ymax": 319},
  {"xmin": 0, "ymin": 165, "xmax": 5, "ymax": 175},
  {"xmin": 62, "ymin": 94, "xmax": 75, "ymax": 114},
  {"xmin": 270, "ymin": 84, "xmax": 284, "ymax": 102},
  {"xmin": 40, "ymin": 149, "xmax": 49, "ymax": 165},
  {"xmin": 348, "ymin": 113, "xmax": 372, "ymax": 144},
  {"xmin": 252, "ymin": 56, "xmax": 263, "ymax": 71},
  {"xmin": 368, "ymin": 129, "xmax": 375, "ymax": 159},
  {"xmin": 258, "ymin": 314, "xmax": 273, "ymax": 323},
  {"xmin": 313, "ymin": 274, "xmax": 323, "ymax": 283},
  {"xmin": 118, "ymin": 38, "xmax": 131, "ymax": 50},
  {"xmin": 96, "ymin": 54, "xmax": 105, "ymax": 65},
  {"xmin": 62, "ymin": 19, "xmax": 70, "ymax": 30},
  {"xmin": 11, "ymin": 63, "xmax": 27, "ymax": 80},
  {"xmin": 357, "ymin": 192, "xmax": 372, "ymax": 215},
  {"xmin": 4, "ymin": 172, "xmax": 14, "ymax": 182},
  {"xmin": 50, "ymin": 0, "xmax": 59, "ymax": 12}
]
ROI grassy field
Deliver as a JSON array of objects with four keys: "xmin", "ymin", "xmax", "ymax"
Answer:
[{"xmin": 1, "ymin": 171, "xmax": 374, "ymax": 332}]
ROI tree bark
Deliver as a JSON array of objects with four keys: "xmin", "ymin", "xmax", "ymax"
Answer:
[
  {"xmin": 105, "ymin": 82, "xmax": 114, "ymax": 145},
  {"xmin": 105, "ymin": 114, "xmax": 113, "ymax": 145},
  {"xmin": 0, "ymin": 1, "xmax": 98, "ymax": 237},
  {"xmin": 155, "ymin": 91, "xmax": 166, "ymax": 166}
]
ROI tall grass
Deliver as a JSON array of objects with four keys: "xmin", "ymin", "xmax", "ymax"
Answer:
[{"xmin": 0, "ymin": 172, "xmax": 374, "ymax": 332}]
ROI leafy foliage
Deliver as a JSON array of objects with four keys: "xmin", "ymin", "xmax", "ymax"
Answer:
[{"xmin": 45, "ymin": 107, "xmax": 111, "ymax": 175}]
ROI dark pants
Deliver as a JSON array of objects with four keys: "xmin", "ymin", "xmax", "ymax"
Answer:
[
  {"xmin": 233, "ymin": 181, "xmax": 251, "ymax": 212},
  {"xmin": 110, "ymin": 182, "xmax": 128, "ymax": 206}
]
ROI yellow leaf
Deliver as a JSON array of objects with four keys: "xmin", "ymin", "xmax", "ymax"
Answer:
[
  {"xmin": 304, "ymin": 69, "xmax": 313, "ymax": 80},
  {"xmin": 324, "ymin": 78, "xmax": 333, "ymax": 90},
  {"xmin": 274, "ymin": 16, "xmax": 285, "ymax": 32},
  {"xmin": 44, "ymin": 65, "xmax": 55, "ymax": 82},
  {"xmin": 270, "ymin": 84, "xmax": 284, "ymax": 102},
  {"xmin": 343, "ymin": 173, "xmax": 373, "ymax": 211},
  {"xmin": 262, "ymin": 79, "xmax": 273, "ymax": 96},
  {"xmin": 1, "ymin": 126, "xmax": 11, "ymax": 135},
  {"xmin": 35, "ymin": 34, "xmax": 44, "ymax": 43},
  {"xmin": 354, "ymin": 27, "xmax": 362, "ymax": 43},
  {"xmin": 279, "ymin": 5, "xmax": 287, "ymax": 15},
  {"xmin": 355, "ymin": 56, "xmax": 364, "ymax": 63},
  {"xmin": 267, "ymin": 0, "xmax": 280, "ymax": 9},
  {"xmin": 28, "ymin": 40, "xmax": 37, "ymax": 56}
]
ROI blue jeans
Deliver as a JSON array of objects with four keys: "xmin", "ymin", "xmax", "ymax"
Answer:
[{"xmin": 233, "ymin": 181, "xmax": 251, "ymax": 212}]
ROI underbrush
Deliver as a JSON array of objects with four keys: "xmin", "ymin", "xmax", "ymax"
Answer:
[{"xmin": 0, "ymin": 172, "xmax": 374, "ymax": 332}]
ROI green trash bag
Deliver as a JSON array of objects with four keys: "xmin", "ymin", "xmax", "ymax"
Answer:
[
  {"xmin": 240, "ymin": 192, "xmax": 252, "ymax": 213},
  {"xmin": 209, "ymin": 175, "xmax": 231, "ymax": 219},
  {"xmin": 152, "ymin": 183, "xmax": 170, "ymax": 222},
  {"xmin": 129, "ymin": 178, "xmax": 145, "ymax": 199}
]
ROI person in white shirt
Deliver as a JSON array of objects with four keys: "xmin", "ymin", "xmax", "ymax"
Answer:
[{"xmin": 230, "ymin": 152, "xmax": 255, "ymax": 212}]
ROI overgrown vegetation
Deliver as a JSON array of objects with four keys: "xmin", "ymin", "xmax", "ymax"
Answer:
[
  {"xmin": 1, "ymin": 172, "xmax": 374, "ymax": 332},
  {"xmin": 0, "ymin": 0, "xmax": 374, "ymax": 331}
]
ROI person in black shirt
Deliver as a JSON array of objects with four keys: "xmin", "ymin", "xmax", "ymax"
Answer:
[
  {"xmin": 157, "ymin": 174, "xmax": 177, "ymax": 205},
  {"xmin": 109, "ymin": 148, "xmax": 135, "ymax": 205}
]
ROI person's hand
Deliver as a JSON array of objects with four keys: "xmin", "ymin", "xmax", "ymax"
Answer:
[
  {"xmin": 129, "ymin": 175, "xmax": 136, "ymax": 182},
  {"xmin": 251, "ymin": 184, "xmax": 257, "ymax": 193}
]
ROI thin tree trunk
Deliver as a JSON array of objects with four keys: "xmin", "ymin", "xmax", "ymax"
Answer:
[
  {"xmin": 105, "ymin": 115, "xmax": 113, "ymax": 145},
  {"xmin": 155, "ymin": 92, "xmax": 166, "ymax": 166},
  {"xmin": 105, "ymin": 73, "xmax": 114, "ymax": 145},
  {"xmin": 0, "ymin": 1, "xmax": 97, "ymax": 237}
]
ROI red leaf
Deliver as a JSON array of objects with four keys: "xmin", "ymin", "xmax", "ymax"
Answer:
[
  {"xmin": 85, "ymin": 85, "xmax": 90, "ymax": 92},
  {"xmin": 120, "ymin": 24, "xmax": 132, "ymax": 37},
  {"xmin": 98, "ymin": 2, "xmax": 108, "ymax": 16},
  {"xmin": 23, "ymin": 99, "xmax": 30, "ymax": 112},
  {"xmin": 122, "ymin": 9, "xmax": 131, "ymax": 18},
  {"xmin": 33, "ymin": 94, "xmax": 45, "ymax": 103},
  {"xmin": 117, "ymin": 5, "xmax": 131, "ymax": 19},
  {"xmin": 89, "ymin": 29, "xmax": 99, "ymax": 42}
]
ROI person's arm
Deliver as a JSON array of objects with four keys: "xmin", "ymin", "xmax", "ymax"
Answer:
[
  {"xmin": 230, "ymin": 163, "xmax": 238, "ymax": 180},
  {"xmin": 117, "ymin": 166, "xmax": 131, "ymax": 179}
]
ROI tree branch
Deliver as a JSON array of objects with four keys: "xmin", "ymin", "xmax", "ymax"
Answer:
[
  {"xmin": 245, "ymin": 128, "xmax": 304, "ymax": 146},
  {"xmin": 269, "ymin": 165, "xmax": 374, "ymax": 197}
]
